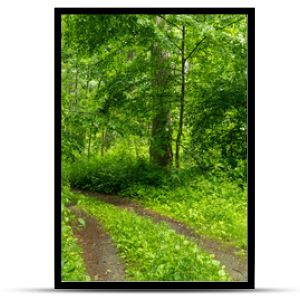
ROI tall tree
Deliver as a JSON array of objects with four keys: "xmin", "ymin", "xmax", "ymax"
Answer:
[{"xmin": 149, "ymin": 40, "xmax": 174, "ymax": 167}]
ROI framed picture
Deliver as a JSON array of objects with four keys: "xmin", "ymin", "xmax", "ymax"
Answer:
[{"xmin": 55, "ymin": 7, "xmax": 254, "ymax": 289}]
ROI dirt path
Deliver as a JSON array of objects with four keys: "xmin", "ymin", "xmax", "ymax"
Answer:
[
  {"xmin": 73, "ymin": 189, "xmax": 247, "ymax": 282},
  {"xmin": 70, "ymin": 207, "xmax": 125, "ymax": 281}
]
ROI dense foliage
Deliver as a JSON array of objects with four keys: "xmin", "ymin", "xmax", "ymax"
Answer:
[
  {"xmin": 61, "ymin": 187, "xmax": 90, "ymax": 281},
  {"xmin": 75, "ymin": 193, "xmax": 230, "ymax": 281},
  {"xmin": 61, "ymin": 14, "xmax": 247, "ymax": 171},
  {"xmin": 69, "ymin": 156, "xmax": 246, "ymax": 251},
  {"xmin": 69, "ymin": 156, "xmax": 170, "ymax": 194},
  {"xmin": 61, "ymin": 13, "xmax": 248, "ymax": 281}
]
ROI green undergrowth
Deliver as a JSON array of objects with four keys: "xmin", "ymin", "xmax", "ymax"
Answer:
[
  {"xmin": 121, "ymin": 176, "xmax": 247, "ymax": 251},
  {"xmin": 68, "ymin": 156, "xmax": 247, "ymax": 252},
  {"xmin": 61, "ymin": 186, "xmax": 90, "ymax": 281},
  {"xmin": 68, "ymin": 156, "xmax": 204, "ymax": 194},
  {"xmin": 74, "ymin": 192, "xmax": 231, "ymax": 282}
]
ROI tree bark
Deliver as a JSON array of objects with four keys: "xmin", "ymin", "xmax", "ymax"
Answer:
[
  {"xmin": 101, "ymin": 128, "xmax": 107, "ymax": 157},
  {"xmin": 87, "ymin": 128, "xmax": 92, "ymax": 159},
  {"xmin": 74, "ymin": 62, "xmax": 79, "ymax": 111},
  {"xmin": 149, "ymin": 42, "xmax": 173, "ymax": 167},
  {"xmin": 85, "ymin": 64, "xmax": 90, "ymax": 97},
  {"xmin": 175, "ymin": 25, "xmax": 186, "ymax": 168}
]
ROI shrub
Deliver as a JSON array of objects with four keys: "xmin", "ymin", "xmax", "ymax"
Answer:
[{"xmin": 68, "ymin": 156, "xmax": 171, "ymax": 193}]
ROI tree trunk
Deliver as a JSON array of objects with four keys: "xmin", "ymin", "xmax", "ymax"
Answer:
[
  {"xmin": 74, "ymin": 62, "xmax": 79, "ymax": 111},
  {"xmin": 82, "ymin": 130, "xmax": 86, "ymax": 157},
  {"xmin": 150, "ymin": 108, "xmax": 173, "ymax": 167},
  {"xmin": 101, "ymin": 128, "xmax": 107, "ymax": 157},
  {"xmin": 175, "ymin": 25, "xmax": 186, "ymax": 168},
  {"xmin": 85, "ymin": 64, "xmax": 90, "ymax": 98},
  {"xmin": 149, "ymin": 42, "xmax": 173, "ymax": 167},
  {"xmin": 87, "ymin": 129, "xmax": 92, "ymax": 159},
  {"xmin": 82, "ymin": 64, "xmax": 89, "ymax": 157}
]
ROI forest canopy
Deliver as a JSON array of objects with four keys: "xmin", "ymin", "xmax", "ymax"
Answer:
[{"xmin": 61, "ymin": 14, "xmax": 247, "ymax": 174}]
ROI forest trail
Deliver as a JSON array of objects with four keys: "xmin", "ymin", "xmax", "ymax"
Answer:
[
  {"xmin": 73, "ymin": 189, "xmax": 247, "ymax": 282},
  {"xmin": 70, "ymin": 207, "xmax": 125, "ymax": 281}
]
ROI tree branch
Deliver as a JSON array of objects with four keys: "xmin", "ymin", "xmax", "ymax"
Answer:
[
  {"xmin": 185, "ymin": 36, "xmax": 207, "ymax": 61},
  {"xmin": 184, "ymin": 16, "xmax": 244, "ymax": 61},
  {"xmin": 157, "ymin": 14, "xmax": 182, "ymax": 30},
  {"xmin": 215, "ymin": 17, "xmax": 245, "ymax": 31}
]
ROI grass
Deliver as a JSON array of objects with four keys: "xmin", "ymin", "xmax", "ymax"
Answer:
[
  {"xmin": 74, "ymin": 192, "xmax": 231, "ymax": 281},
  {"xmin": 121, "ymin": 176, "xmax": 247, "ymax": 251},
  {"xmin": 68, "ymin": 156, "xmax": 247, "ymax": 253},
  {"xmin": 61, "ymin": 187, "xmax": 90, "ymax": 281}
]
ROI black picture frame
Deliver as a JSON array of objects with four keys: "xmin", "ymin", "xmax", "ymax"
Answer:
[{"xmin": 55, "ymin": 7, "xmax": 255, "ymax": 290}]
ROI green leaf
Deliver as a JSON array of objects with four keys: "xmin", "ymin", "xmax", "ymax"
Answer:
[{"xmin": 78, "ymin": 217, "xmax": 86, "ymax": 226}]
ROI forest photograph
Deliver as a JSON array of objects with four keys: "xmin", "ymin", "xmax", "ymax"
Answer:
[{"xmin": 58, "ymin": 10, "xmax": 253, "ymax": 286}]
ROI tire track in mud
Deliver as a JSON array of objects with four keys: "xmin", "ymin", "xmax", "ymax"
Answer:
[
  {"xmin": 73, "ymin": 189, "xmax": 248, "ymax": 282},
  {"xmin": 70, "ymin": 207, "xmax": 125, "ymax": 281}
]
